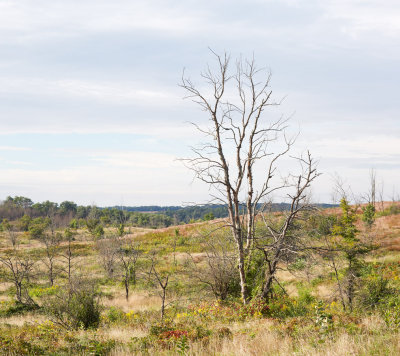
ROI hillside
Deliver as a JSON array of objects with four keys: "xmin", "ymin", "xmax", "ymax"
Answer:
[{"xmin": 0, "ymin": 202, "xmax": 399, "ymax": 355}]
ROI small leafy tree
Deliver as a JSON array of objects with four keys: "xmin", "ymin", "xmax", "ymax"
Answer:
[
  {"xmin": 203, "ymin": 212, "xmax": 215, "ymax": 221},
  {"xmin": 61, "ymin": 228, "xmax": 78, "ymax": 287},
  {"xmin": 29, "ymin": 217, "xmax": 50, "ymax": 239},
  {"xmin": 86, "ymin": 218, "xmax": 104, "ymax": 239},
  {"xmin": 116, "ymin": 241, "xmax": 140, "ymax": 301},
  {"xmin": 117, "ymin": 223, "xmax": 125, "ymax": 237},
  {"xmin": 69, "ymin": 218, "xmax": 78, "ymax": 229},
  {"xmin": 362, "ymin": 203, "xmax": 375, "ymax": 230},
  {"xmin": 18, "ymin": 214, "xmax": 32, "ymax": 232},
  {"xmin": 332, "ymin": 199, "xmax": 370, "ymax": 311}
]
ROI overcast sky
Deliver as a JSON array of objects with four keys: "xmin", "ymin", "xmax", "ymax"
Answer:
[{"xmin": 0, "ymin": 0, "xmax": 399, "ymax": 206}]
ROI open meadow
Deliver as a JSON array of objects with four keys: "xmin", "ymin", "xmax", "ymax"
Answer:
[{"xmin": 1, "ymin": 201, "xmax": 400, "ymax": 355}]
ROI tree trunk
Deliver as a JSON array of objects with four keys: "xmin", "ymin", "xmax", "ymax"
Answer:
[
  {"xmin": 15, "ymin": 281, "xmax": 22, "ymax": 303},
  {"xmin": 49, "ymin": 264, "xmax": 54, "ymax": 286},
  {"xmin": 161, "ymin": 287, "xmax": 166, "ymax": 320},
  {"xmin": 125, "ymin": 274, "xmax": 129, "ymax": 301},
  {"xmin": 236, "ymin": 240, "xmax": 248, "ymax": 304},
  {"xmin": 261, "ymin": 259, "xmax": 277, "ymax": 301}
]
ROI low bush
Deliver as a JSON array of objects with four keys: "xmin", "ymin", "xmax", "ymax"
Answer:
[
  {"xmin": 379, "ymin": 295, "xmax": 400, "ymax": 329},
  {"xmin": 0, "ymin": 323, "xmax": 116, "ymax": 355},
  {"xmin": 0, "ymin": 300, "xmax": 38, "ymax": 317},
  {"xmin": 377, "ymin": 204, "xmax": 400, "ymax": 217},
  {"xmin": 358, "ymin": 276, "xmax": 394, "ymax": 310},
  {"xmin": 43, "ymin": 282, "xmax": 102, "ymax": 330},
  {"xmin": 105, "ymin": 306, "xmax": 126, "ymax": 323}
]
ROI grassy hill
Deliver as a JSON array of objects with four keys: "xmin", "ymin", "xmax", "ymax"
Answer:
[{"xmin": 0, "ymin": 202, "xmax": 399, "ymax": 355}]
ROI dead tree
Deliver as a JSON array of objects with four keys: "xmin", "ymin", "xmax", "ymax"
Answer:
[
  {"xmin": 2, "ymin": 219, "xmax": 18, "ymax": 248},
  {"xmin": 181, "ymin": 50, "xmax": 317, "ymax": 304},
  {"xmin": 369, "ymin": 169, "xmax": 377, "ymax": 208},
  {"xmin": 186, "ymin": 229, "xmax": 239, "ymax": 300},
  {"xmin": 0, "ymin": 253, "xmax": 36, "ymax": 304},
  {"xmin": 257, "ymin": 153, "xmax": 318, "ymax": 300},
  {"xmin": 39, "ymin": 225, "xmax": 62, "ymax": 286},
  {"xmin": 147, "ymin": 253, "xmax": 170, "ymax": 320},
  {"xmin": 97, "ymin": 238, "xmax": 119, "ymax": 278},
  {"xmin": 0, "ymin": 230, "xmax": 36, "ymax": 304}
]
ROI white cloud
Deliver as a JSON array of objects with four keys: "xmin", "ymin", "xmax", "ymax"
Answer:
[
  {"xmin": 0, "ymin": 146, "xmax": 31, "ymax": 151},
  {"xmin": 0, "ymin": 77, "xmax": 179, "ymax": 104},
  {"xmin": 304, "ymin": 136, "xmax": 400, "ymax": 161},
  {"xmin": 0, "ymin": 0, "xmax": 398, "ymax": 49},
  {"xmin": 0, "ymin": 0, "xmax": 205, "ymax": 43},
  {"xmin": 0, "ymin": 153, "xmax": 206, "ymax": 205},
  {"xmin": 7, "ymin": 161, "xmax": 33, "ymax": 166},
  {"xmin": 323, "ymin": 0, "xmax": 400, "ymax": 39},
  {"xmin": 89, "ymin": 151, "xmax": 180, "ymax": 169}
]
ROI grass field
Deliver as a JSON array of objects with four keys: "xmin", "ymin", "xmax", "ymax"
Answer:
[{"xmin": 1, "ymin": 203, "xmax": 400, "ymax": 355}]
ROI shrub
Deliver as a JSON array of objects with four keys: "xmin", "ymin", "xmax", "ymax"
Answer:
[
  {"xmin": 308, "ymin": 214, "xmax": 338, "ymax": 237},
  {"xmin": 314, "ymin": 301, "xmax": 333, "ymax": 334},
  {"xmin": 379, "ymin": 296, "xmax": 400, "ymax": 329},
  {"xmin": 358, "ymin": 276, "xmax": 393, "ymax": 310},
  {"xmin": 18, "ymin": 214, "xmax": 32, "ymax": 232},
  {"xmin": 298, "ymin": 286, "xmax": 315, "ymax": 305},
  {"xmin": 246, "ymin": 249, "xmax": 266, "ymax": 298},
  {"xmin": 28, "ymin": 217, "xmax": 50, "ymax": 238},
  {"xmin": 377, "ymin": 204, "xmax": 400, "ymax": 217},
  {"xmin": 44, "ymin": 283, "xmax": 102, "ymax": 330},
  {"xmin": 266, "ymin": 292, "xmax": 313, "ymax": 318},
  {"xmin": 0, "ymin": 300, "xmax": 38, "ymax": 317},
  {"xmin": 74, "ymin": 333, "xmax": 116, "ymax": 355},
  {"xmin": 69, "ymin": 219, "xmax": 78, "ymax": 229},
  {"xmin": 362, "ymin": 203, "xmax": 375, "ymax": 229},
  {"xmin": 239, "ymin": 298, "xmax": 270, "ymax": 318},
  {"xmin": 106, "ymin": 306, "xmax": 125, "ymax": 323},
  {"xmin": 290, "ymin": 258, "xmax": 307, "ymax": 271},
  {"xmin": 30, "ymin": 285, "xmax": 60, "ymax": 298},
  {"xmin": 70, "ymin": 291, "xmax": 101, "ymax": 329}
]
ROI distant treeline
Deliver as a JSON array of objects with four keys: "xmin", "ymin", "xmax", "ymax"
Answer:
[
  {"xmin": 0, "ymin": 196, "xmax": 337, "ymax": 229},
  {"xmin": 119, "ymin": 203, "xmax": 337, "ymax": 223}
]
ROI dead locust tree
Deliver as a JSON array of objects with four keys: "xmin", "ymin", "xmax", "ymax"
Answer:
[
  {"xmin": 147, "ymin": 253, "xmax": 171, "ymax": 321},
  {"xmin": 186, "ymin": 230, "xmax": 239, "ymax": 301},
  {"xmin": 181, "ymin": 50, "xmax": 318, "ymax": 304},
  {"xmin": 257, "ymin": 152, "xmax": 319, "ymax": 300},
  {"xmin": 0, "ymin": 224, "xmax": 36, "ymax": 305}
]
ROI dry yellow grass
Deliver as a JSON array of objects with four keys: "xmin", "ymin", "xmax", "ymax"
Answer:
[
  {"xmin": 373, "ymin": 213, "xmax": 400, "ymax": 251},
  {"xmin": 98, "ymin": 326, "xmax": 147, "ymax": 343},
  {"xmin": 315, "ymin": 284, "xmax": 334, "ymax": 299},
  {"xmin": 0, "ymin": 313, "xmax": 47, "ymax": 326},
  {"xmin": 0, "ymin": 282, "xmax": 13, "ymax": 292},
  {"xmin": 107, "ymin": 314, "xmax": 400, "ymax": 356},
  {"xmin": 103, "ymin": 291, "xmax": 161, "ymax": 312},
  {"xmin": 275, "ymin": 270, "xmax": 297, "ymax": 283}
]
